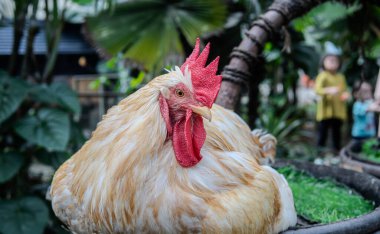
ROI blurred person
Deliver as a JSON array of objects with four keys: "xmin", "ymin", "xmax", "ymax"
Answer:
[
  {"xmin": 350, "ymin": 81, "xmax": 380, "ymax": 152},
  {"xmin": 315, "ymin": 54, "xmax": 350, "ymax": 153}
]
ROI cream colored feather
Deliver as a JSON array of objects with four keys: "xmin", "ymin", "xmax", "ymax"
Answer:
[{"xmin": 50, "ymin": 72, "xmax": 297, "ymax": 233}]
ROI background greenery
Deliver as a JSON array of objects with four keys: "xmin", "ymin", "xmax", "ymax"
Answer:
[{"xmin": 0, "ymin": 0, "xmax": 379, "ymax": 233}]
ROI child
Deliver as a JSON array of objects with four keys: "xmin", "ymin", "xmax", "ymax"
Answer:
[
  {"xmin": 315, "ymin": 54, "xmax": 350, "ymax": 153},
  {"xmin": 350, "ymin": 81, "xmax": 380, "ymax": 152}
]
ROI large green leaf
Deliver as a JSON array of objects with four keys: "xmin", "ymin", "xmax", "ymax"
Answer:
[
  {"xmin": 0, "ymin": 152, "xmax": 24, "ymax": 184},
  {"xmin": 0, "ymin": 74, "xmax": 29, "ymax": 124},
  {"xmin": 50, "ymin": 83, "xmax": 81, "ymax": 115},
  {"xmin": 29, "ymin": 84, "xmax": 59, "ymax": 104},
  {"xmin": 14, "ymin": 108, "xmax": 70, "ymax": 151},
  {"xmin": 29, "ymin": 83, "xmax": 81, "ymax": 115},
  {"xmin": 0, "ymin": 197, "xmax": 49, "ymax": 234},
  {"xmin": 36, "ymin": 151, "xmax": 70, "ymax": 169},
  {"xmin": 86, "ymin": 0, "xmax": 227, "ymax": 71},
  {"xmin": 293, "ymin": 2, "xmax": 361, "ymax": 31}
]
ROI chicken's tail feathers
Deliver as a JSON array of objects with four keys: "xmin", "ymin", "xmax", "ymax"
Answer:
[{"xmin": 251, "ymin": 129, "xmax": 277, "ymax": 164}]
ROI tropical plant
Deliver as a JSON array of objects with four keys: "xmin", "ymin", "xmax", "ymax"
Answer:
[
  {"xmin": 85, "ymin": 0, "xmax": 227, "ymax": 72},
  {"xmin": 0, "ymin": 0, "xmax": 88, "ymax": 233},
  {"xmin": 255, "ymin": 101, "xmax": 315, "ymax": 158},
  {"xmin": 91, "ymin": 54, "xmax": 146, "ymax": 96},
  {"xmin": 0, "ymin": 71, "xmax": 83, "ymax": 234},
  {"xmin": 263, "ymin": 29, "xmax": 320, "ymax": 106}
]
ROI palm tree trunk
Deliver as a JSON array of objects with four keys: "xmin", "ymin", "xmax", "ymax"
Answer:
[{"xmin": 215, "ymin": 0, "xmax": 341, "ymax": 109}]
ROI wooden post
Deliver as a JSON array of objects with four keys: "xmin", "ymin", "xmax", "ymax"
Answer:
[{"xmin": 375, "ymin": 68, "xmax": 380, "ymax": 138}]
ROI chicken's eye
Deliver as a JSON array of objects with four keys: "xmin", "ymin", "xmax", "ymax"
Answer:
[{"xmin": 175, "ymin": 89, "xmax": 185, "ymax": 97}]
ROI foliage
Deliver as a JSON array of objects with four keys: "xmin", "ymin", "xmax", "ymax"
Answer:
[
  {"xmin": 0, "ymin": 72, "xmax": 82, "ymax": 234},
  {"xmin": 293, "ymin": 2, "xmax": 362, "ymax": 32},
  {"xmin": 0, "ymin": 0, "xmax": 87, "ymax": 233},
  {"xmin": 262, "ymin": 29, "xmax": 320, "ymax": 105},
  {"xmin": 0, "ymin": 197, "xmax": 49, "ymax": 234},
  {"xmin": 361, "ymin": 139, "xmax": 380, "ymax": 163},
  {"xmin": 85, "ymin": 0, "xmax": 227, "ymax": 72},
  {"xmin": 256, "ymin": 106, "xmax": 303, "ymax": 144},
  {"xmin": 255, "ymin": 96, "xmax": 316, "ymax": 159},
  {"xmin": 14, "ymin": 108, "xmax": 70, "ymax": 152},
  {"xmin": 293, "ymin": 1, "xmax": 380, "ymax": 84},
  {"xmin": 90, "ymin": 54, "xmax": 146, "ymax": 95},
  {"xmin": 0, "ymin": 72, "xmax": 29, "ymax": 123},
  {"xmin": 278, "ymin": 166, "xmax": 374, "ymax": 224},
  {"xmin": 0, "ymin": 152, "xmax": 24, "ymax": 184}
]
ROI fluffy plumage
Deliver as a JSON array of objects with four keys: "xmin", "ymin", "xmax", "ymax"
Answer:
[{"xmin": 50, "ymin": 41, "xmax": 297, "ymax": 233}]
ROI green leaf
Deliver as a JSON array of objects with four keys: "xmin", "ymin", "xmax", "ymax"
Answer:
[
  {"xmin": 0, "ymin": 152, "xmax": 24, "ymax": 184},
  {"xmin": 130, "ymin": 71, "xmax": 145, "ymax": 88},
  {"xmin": 89, "ymin": 79, "xmax": 101, "ymax": 90},
  {"xmin": 86, "ymin": 0, "xmax": 227, "ymax": 71},
  {"xmin": 105, "ymin": 57, "xmax": 117, "ymax": 69},
  {"xmin": 72, "ymin": 0, "xmax": 94, "ymax": 5},
  {"xmin": 50, "ymin": 83, "xmax": 81, "ymax": 115},
  {"xmin": 294, "ymin": 2, "xmax": 361, "ymax": 30},
  {"xmin": 36, "ymin": 151, "xmax": 70, "ymax": 169},
  {"xmin": 0, "ymin": 74, "xmax": 29, "ymax": 124},
  {"xmin": 0, "ymin": 197, "xmax": 49, "ymax": 234},
  {"xmin": 29, "ymin": 83, "xmax": 81, "ymax": 115},
  {"xmin": 29, "ymin": 84, "xmax": 59, "ymax": 104},
  {"xmin": 14, "ymin": 108, "xmax": 70, "ymax": 151},
  {"xmin": 368, "ymin": 39, "xmax": 380, "ymax": 59}
]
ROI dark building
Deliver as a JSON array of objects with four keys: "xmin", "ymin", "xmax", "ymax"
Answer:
[{"xmin": 0, "ymin": 21, "xmax": 99, "ymax": 75}]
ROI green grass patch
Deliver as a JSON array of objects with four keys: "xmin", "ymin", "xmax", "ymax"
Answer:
[
  {"xmin": 277, "ymin": 166, "xmax": 374, "ymax": 224},
  {"xmin": 361, "ymin": 139, "xmax": 380, "ymax": 163}
]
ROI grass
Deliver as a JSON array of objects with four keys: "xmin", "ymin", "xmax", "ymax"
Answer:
[
  {"xmin": 361, "ymin": 139, "xmax": 380, "ymax": 163},
  {"xmin": 277, "ymin": 166, "xmax": 374, "ymax": 224}
]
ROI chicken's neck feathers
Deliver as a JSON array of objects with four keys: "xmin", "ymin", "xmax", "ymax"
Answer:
[{"xmin": 68, "ymin": 75, "xmax": 263, "ymax": 221}]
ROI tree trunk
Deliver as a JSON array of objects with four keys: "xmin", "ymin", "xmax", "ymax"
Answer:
[{"xmin": 216, "ymin": 0, "xmax": 338, "ymax": 110}]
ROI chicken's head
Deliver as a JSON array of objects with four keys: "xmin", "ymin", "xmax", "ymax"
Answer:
[{"xmin": 159, "ymin": 38, "xmax": 222, "ymax": 167}]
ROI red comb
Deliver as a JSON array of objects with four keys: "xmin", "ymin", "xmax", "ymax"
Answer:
[{"xmin": 181, "ymin": 38, "xmax": 222, "ymax": 108}]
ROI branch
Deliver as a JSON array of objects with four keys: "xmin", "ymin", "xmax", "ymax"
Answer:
[
  {"xmin": 42, "ymin": 0, "xmax": 66, "ymax": 84},
  {"xmin": 21, "ymin": 0, "xmax": 40, "ymax": 80}
]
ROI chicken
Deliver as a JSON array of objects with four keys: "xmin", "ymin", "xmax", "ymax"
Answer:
[{"xmin": 50, "ymin": 39, "xmax": 297, "ymax": 233}]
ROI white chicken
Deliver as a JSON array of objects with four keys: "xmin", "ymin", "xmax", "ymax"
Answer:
[{"xmin": 50, "ymin": 39, "xmax": 297, "ymax": 233}]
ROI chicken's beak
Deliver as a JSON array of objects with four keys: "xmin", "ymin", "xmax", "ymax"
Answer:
[{"xmin": 190, "ymin": 105, "xmax": 212, "ymax": 122}]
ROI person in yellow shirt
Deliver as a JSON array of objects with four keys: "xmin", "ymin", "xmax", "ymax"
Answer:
[{"xmin": 315, "ymin": 54, "xmax": 350, "ymax": 152}]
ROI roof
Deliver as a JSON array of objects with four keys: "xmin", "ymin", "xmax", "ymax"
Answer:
[{"xmin": 0, "ymin": 21, "xmax": 96, "ymax": 56}]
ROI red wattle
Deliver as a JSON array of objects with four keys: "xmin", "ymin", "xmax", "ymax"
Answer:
[{"xmin": 173, "ymin": 109, "xmax": 206, "ymax": 167}]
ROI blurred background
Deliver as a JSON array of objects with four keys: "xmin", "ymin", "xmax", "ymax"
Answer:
[{"xmin": 0, "ymin": 0, "xmax": 379, "ymax": 233}]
